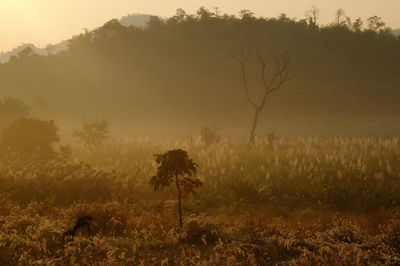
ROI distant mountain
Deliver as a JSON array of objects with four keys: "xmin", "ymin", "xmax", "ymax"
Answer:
[
  {"xmin": 0, "ymin": 14, "xmax": 151, "ymax": 64},
  {"xmin": 0, "ymin": 44, "xmax": 44, "ymax": 64},
  {"xmin": 393, "ymin": 28, "xmax": 400, "ymax": 36},
  {"xmin": 46, "ymin": 40, "xmax": 69, "ymax": 54},
  {"xmin": 120, "ymin": 14, "xmax": 152, "ymax": 27},
  {"xmin": 0, "ymin": 41, "xmax": 69, "ymax": 64}
]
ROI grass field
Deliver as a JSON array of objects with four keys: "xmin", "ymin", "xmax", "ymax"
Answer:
[{"xmin": 0, "ymin": 136, "xmax": 400, "ymax": 265}]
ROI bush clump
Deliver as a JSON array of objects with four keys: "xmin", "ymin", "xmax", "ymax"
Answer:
[
  {"xmin": 181, "ymin": 219, "xmax": 219, "ymax": 244},
  {"xmin": 1, "ymin": 118, "xmax": 59, "ymax": 158}
]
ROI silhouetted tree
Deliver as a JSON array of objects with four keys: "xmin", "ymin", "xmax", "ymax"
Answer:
[
  {"xmin": 352, "ymin": 18, "xmax": 364, "ymax": 32},
  {"xmin": 305, "ymin": 6, "xmax": 320, "ymax": 27},
  {"xmin": 239, "ymin": 9, "xmax": 255, "ymax": 20},
  {"xmin": 335, "ymin": 9, "xmax": 346, "ymax": 26},
  {"xmin": 147, "ymin": 15, "xmax": 165, "ymax": 29},
  {"xmin": 235, "ymin": 47, "xmax": 291, "ymax": 147},
  {"xmin": 150, "ymin": 149, "xmax": 202, "ymax": 227},
  {"xmin": 196, "ymin": 6, "xmax": 213, "ymax": 20},
  {"xmin": 367, "ymin": 16, "xmax": 388, "ymax": 32},
  {"xmin": 72, "ymin": 119, "xmax": 110, "ymax": 148},
  {"xmin": 18, "ymin": 47, "xmax": 36, "ymax": 58},
  {"xmin": 171, "ymin": 8, "xmax": 187, "ymax": 22},
  {"xmin": 8, "ymin": 46, "xmax": 39, "ymax": 63},
  {"xmin": 93, "ymin": 19, "xmax": 126, "ymax": 40},
  {"xmin": 200, "ymin": 126, "xmax": 220, "ymax": 147},
  {"xmin": 1, "ymin": 118, "xmax": 59, "ymax": 157}
]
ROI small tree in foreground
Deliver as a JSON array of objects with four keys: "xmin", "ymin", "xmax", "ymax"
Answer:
[{"xmin": 150, "ymin": 149, "xmax": 202, "ymax": 227}]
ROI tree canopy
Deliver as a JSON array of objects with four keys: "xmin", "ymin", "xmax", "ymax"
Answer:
[{"xmin": 0, "ymin": 8, "xmax": 399, "ymax": 134}]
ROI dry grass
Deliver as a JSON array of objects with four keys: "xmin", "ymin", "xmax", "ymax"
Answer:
[
  {"xmin": 0, "ymin": 136, "xmax": 399, "ymax": 264},
  {"xmin": 1, "ymin": 201, "xmax": 400, "ymax": 265}
]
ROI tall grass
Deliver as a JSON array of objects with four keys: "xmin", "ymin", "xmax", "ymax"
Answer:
[
  {"xmin": 0, "ymin": 136, "xmax": 399, "ymax": 264},
  {"xmin": 71, "ymin": 136, "xmax": 400, "ymax": 211}
]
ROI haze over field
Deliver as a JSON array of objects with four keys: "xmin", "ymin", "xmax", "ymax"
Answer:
[
  {"xmin": 1, "ymin": 6, "xmax": 400, "ymax": 138},
  {"xmin": 1, "ymin": 3, "xmax": 400, "ymax": 265}
]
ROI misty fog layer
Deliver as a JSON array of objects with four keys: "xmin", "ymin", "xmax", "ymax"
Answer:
[{"xmin": 1, "ymin": 10, "xmax": 399, "ymax": 137}]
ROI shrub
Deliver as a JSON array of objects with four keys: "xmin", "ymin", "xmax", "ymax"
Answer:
[
  {"xmin": 200, "ymin": 126, "xmax": 220, "ymax": 147},
  {"xmin": 181, "ymin": 219, "xmax": 219, "ymax": 244},
  {"xmin": 0, "ymin": 155, "xmax": 128, "ymax": 204},
  {"xmin": 0, "ymin": 118, "xmax": 59, "ymax": 157},
  {"xmin": 73, "ymin": 119, "xmax": 111, "ymax": 148}
]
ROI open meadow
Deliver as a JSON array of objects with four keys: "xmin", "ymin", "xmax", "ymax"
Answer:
[{"xmin": 1, "ymin": 136, "xmax": 400, "ymax": 265}]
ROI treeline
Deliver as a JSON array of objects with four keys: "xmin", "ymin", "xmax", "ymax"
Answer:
[{"xmin": 0, "ymin": 7, "xmax": 399, "ymax": 133}]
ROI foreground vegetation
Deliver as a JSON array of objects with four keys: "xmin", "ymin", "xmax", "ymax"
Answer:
[
  {"xmin": 0, "ymin": 136, "xmax": 399, "ymax": 264},
  {"xmin": 2, "ymin": 200, "xmax": 400, "ymax": 265}
]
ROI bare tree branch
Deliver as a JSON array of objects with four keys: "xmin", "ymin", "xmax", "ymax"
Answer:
[
  {"xmin": 235, "ymin": 46, "xmax": 292, "ymax": 147},
  {"xmin": 233, "ymin": 46, "xmax": 257, "ymax": 110}
]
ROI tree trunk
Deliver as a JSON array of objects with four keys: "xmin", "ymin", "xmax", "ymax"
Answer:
[
  {"xmin": 175, "ymin": 174, "xmax": 183, "ymax": 227},
  {"xmin": 248, "ymin": 109, "xmax": 261, "ymax": 147}
]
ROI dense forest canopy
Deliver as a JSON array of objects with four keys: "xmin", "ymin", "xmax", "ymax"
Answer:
[{"xmin": 1, "ymin": 8, "xmax": 399, "ymax": 137}]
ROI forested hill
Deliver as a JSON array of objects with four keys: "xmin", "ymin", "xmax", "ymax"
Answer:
[{"xmin": 1, "ymin": 8, "xmax": 400, "ymax": 135}]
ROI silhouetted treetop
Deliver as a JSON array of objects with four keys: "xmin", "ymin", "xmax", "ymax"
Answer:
[{"xmin": 0, "ymin": 7, "xmax": 399, "ymax": 126}]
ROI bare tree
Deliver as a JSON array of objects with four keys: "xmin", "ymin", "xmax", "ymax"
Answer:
[
  {"xmin": 234, "ymin": 47, "xmax": 291, "ymax": 147},
  {"xmin": 305, "ymin": 6, "xmax": 320, "ymax": 26}
]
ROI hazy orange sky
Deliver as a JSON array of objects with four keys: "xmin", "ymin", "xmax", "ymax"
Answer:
[{"xmin": 1, "ymin": 0, "xmax": 399, "ymax": 52}]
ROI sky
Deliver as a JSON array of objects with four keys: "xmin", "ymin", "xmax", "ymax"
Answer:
[{"xmin": 0, "ymin": 0, "xmax": 399, "ymax": 52}]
